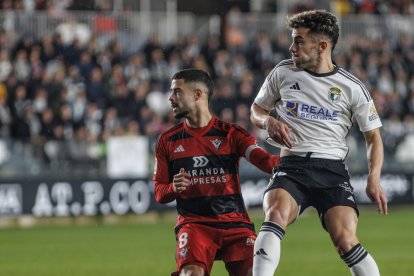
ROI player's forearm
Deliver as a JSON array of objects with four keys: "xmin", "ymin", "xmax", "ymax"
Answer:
[
  {"xmin": 250, "ymin": 103, "xmax": 271, "ymax": 130},
  {"xmin": 248, "ymin": 147, "xmax": 280, "ymax": 174},
  {"xmin": 154, "ymin": 182, "xmax": 177, "ymax": 204},
  {"xmin": 365, "ymin": 129, "xmax": 384, "ymax": 179}
]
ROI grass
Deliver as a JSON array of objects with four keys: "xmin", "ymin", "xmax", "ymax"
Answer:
[{"xmin": 0, "ymin": 206, "xmax": 413, "ymax": 275}]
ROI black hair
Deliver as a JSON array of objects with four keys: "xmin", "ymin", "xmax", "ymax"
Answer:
[
  {"xmin": 172, "ymin": 69, "xmax": 214, "ymax": 101},
  {"xmin": 287, "ymin": 10, "xmax": 339, "ymax": 51}
]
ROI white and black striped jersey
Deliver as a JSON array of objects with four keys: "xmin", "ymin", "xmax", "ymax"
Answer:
[{"xmin": 254, "ymin": 59, "xmax": 382, "ymax": 160}]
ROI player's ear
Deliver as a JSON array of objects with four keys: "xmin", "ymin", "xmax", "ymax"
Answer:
[
  {"xmin": 194, "ymin": 88, "xmax": 203, "ymax": 101},
  {"xmin": 319, "ymin": 40, "xmax": 328, "ymax": 53}
]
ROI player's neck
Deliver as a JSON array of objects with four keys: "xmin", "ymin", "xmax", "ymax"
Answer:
[
  {"xmin": 313, "ymin": 57, "xmax": 335, "ymax": 74},
  {"xmin": 185, "ymin": 110, "xmax": 213, "ymax": 129}
]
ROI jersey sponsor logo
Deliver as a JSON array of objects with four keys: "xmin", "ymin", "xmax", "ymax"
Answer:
[
  {"xmin": 246, "ymin": 236, "xmax": 255, "ymax": 246},
  {"xmin": 193, "ymin": 156, "xmax": 209, "ymax": 167},
  {"xmin": 289, "ymin": 82, "xmax": 301, "ymax": 90},
  {"xmin": 347, "ymin": 195, "xmax": 355, "ymax": 203},
  {"xmin": 186, "ymin": 167, "xmax": 227, "ymax": 185},
  {"xmin": 286, "ymin": 101, "xmax": 339, "ymax": 121},
  {"xmin": 328, "ymin": 87, "xmax": 342, "ymax": 103},
  {"xmin": 286, "ymin": 101, "xmax": 299, "ymax": 117},
  {"xmin": 254, "ymin": 248, "xmax": 268, "ymax": 257},
  {"xmin": 368, "ymin": 103, "xmax": 379, "ymax": 121},
  {"xmin": 210, "ymin": 138, "xmax": 222, "ymax": 151},
  {"xmin": 274, "ymin": 171, "xmax": 287, "ymax": 177},
  {"xmin": 174, "ymin": 144, "xmax": 185, "ymax": 153},
  {"xmin": 339, "ymin": 182, "xmax": 353, "ymax": 193}
]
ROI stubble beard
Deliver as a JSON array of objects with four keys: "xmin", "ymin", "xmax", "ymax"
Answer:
[
  {"xmin": 293, "ymin": 49, "xmax": 320, "ymax": 70},
  {"xmin": 174, "ymin": 110, "xmax": 190, "ymax": 119}
]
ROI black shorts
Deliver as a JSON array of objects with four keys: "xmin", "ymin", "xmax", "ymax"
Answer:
[{"xmin": 265, "ymin": 155, "xmax": 359, "ymax": 229}]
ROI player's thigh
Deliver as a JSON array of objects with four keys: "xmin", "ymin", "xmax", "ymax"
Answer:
[
  {"xmin": 263, "ymin": 188, "xmax": 299, "ymax": 227},
  {"xmin": 175, "ymin": 224, "xmax": 219, "ymax": 275},
  {"xmin": 219, "ymin": 228, "xmax": 255, "ymax": 276},
  {"xmin": 225, "ymin": 259, "xmax": 252, "ymax": 276},
  {"xmin": 324, "ymin": 206, "xmax": 359, "ymax": 253}
]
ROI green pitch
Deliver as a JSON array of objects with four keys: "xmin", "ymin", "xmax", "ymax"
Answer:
[{"xmin": 0, "ymin": 206, "xmax": 412, "ymax": 275}]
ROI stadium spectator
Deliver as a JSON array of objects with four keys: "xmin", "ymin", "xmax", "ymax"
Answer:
[
  {"xmin": 250, "ymin": 10, "xmax": 387, "ymax": 276},
  {"xmin": 0, "ymin": 89, "xmax": 12, "ymax": 136},
  {"xmin": 55, "ymin": 16, "xmax": 91, "ymax": 47},
  {"xmin": 86, "ymin": 66, "xmax": 107, "ymax": 107},
  {"xmin": 153, "ymin": 69, "xmax": 280, "ymax": 276}
]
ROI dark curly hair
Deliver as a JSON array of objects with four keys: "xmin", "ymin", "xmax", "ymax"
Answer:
[{"xmin": 287, "ymin": 10, "xmax": 339, "ymax": 51}]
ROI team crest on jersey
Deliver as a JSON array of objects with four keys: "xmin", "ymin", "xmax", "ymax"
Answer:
[
  {"xmin": 328, "ymin": 87, "xmax": 342, "ymax": 103},
  {"xmin": 210, "ymin": 138, "xmax": 222, "ymax": 151},
  {"xmin": 180, "ymin": 248, "xmax": 189, "ymax": 259}
]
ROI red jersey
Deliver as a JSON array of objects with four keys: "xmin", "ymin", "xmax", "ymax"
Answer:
[{"xmin": 153, "ymin": 117, "xmax": 279, "ymax": 231}]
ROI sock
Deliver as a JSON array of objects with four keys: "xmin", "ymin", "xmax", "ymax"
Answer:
[
  {"xmin": 253, "ymin": 221, "xmax": 285, "ymax": 276},
  {"xmin": 341, "ymin": 244, "xmax": 380, "ymax": 276}
]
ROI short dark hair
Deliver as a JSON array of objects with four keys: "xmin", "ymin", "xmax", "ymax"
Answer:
[
  {"xmin": 287, "ymin": 10, "xmax": 339, "ymax": 51},
  {"xmin": 172, "ymin": 69, "xmax": 214, "ymax": 101}
]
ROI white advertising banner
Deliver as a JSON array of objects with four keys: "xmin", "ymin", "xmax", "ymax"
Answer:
[{"xmin": 107, "ymin": 136, "xmax": 149, "ymax": 178}]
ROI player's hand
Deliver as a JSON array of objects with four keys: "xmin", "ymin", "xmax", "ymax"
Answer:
[
  {"xmin": 267, "ymin": 117, "xmax": 293, "ymax": 149},
  {"xmin": 173, "ymin": 168, "xmax": 191, "ymax": 193},
  {"xmin": 366, "ymin": 174, "xmax": 388, "ymax": 215}
]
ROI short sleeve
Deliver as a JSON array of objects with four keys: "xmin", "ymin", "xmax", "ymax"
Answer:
[
  {"xmin": 254, "ymin": 67, "xmax": 281, "ymax": 110},
  {"xmin": 230, "ymin": 124, "xmax": 257, "ymax": 157},
  {"xmin": 353, "ymin": 100, "xmax": 382, "ymax": 132}
]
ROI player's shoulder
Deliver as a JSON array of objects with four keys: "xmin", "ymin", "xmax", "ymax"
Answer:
[
  {"xmin": 266, "ymin": 59, "xmax": 296, "ymax": 80},
  {"xmin": 158, "ymin": 122, "xmax": 185, "ymax": 141},
  {"xmin": 336, "ymin": 67, "xmax": 372, "ymax": 101},
  {"xmin": 213, "ymin": 118, "xmax": 250, "ymax": 137},
  {"xmin": 336, "ymin": 67, "xmax": 365, "ymax": 87},
  {"xmin": 275, "ymin": 59, "xmax": 294, "ymax": 69}
]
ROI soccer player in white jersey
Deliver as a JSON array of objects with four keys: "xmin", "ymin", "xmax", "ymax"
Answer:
[{"xmin": 250, "ymin": 10, "xmax": 388, "ymax": 276}]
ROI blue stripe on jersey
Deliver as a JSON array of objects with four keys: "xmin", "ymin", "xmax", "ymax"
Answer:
[{"xmin": 338, "ymin": 69, "xmax": 371, "ymax": 102}]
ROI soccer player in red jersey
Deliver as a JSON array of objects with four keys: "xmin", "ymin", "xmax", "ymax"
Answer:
[{"xmin": 153, "ymin": 69, "xmax": 280, "ymax": 276}]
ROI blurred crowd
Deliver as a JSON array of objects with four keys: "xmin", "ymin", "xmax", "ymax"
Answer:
[
  {"xmin": 0, "ymin": 3, "xmax": 413, "ymax": 170},
  {"xmin": 293, "ymin": 0, "xmax": 413, "ymax": 15},
  {"xmin": 1, "ymin": 0, "xmax": 413, "ymax": 15}
]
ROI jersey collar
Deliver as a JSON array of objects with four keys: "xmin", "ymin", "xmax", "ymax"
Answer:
[
  {"xmin": 304, "ymin": 63, "xmax": 338, "ymax": 77},
  {"xmin": 183, "ymin": 116, "xmax": 215, "ymax": 137}
]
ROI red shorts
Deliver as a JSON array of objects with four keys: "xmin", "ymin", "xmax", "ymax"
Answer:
[{"xmin": 172, "ymin": 223, "xmax": 256, "ymax": 276}]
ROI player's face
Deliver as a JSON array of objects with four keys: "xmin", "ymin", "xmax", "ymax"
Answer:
[
  {"xmin": 169, "ymin": 79, "xmax": 195, "ymax": 119},
  {"xmin": 289, "ymin": 27, "xmax": 320, "ymax": 70}
]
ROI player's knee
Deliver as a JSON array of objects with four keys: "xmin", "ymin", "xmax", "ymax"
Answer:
[
  {"xmin": 264, "ymin": 205, "xmax": 290, "ymax": 228},
  {"xmin": 180, "ymin": 264, "xmax": 205, "ymax": 276},
  {"xmin": 330, "ymin": 231, "xmax": 359, "ymax": 255}
]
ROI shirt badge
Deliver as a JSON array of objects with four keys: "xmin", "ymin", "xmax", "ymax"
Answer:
[
  {"xmin": 210, "ymin": 139, "xmax": 222, "ymax": 151},
  {"xmin": 328, "ymin": 87, "xmax": 342, "ymax": 103}
]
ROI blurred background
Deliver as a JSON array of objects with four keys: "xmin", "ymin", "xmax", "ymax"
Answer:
[
  {"xmin": 0, "ymin": 0, "xmax": 413, "ymax": 218},
  {"xmin": 0, "ymin": 1, "xmax": 413, "ymax": 275}
]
